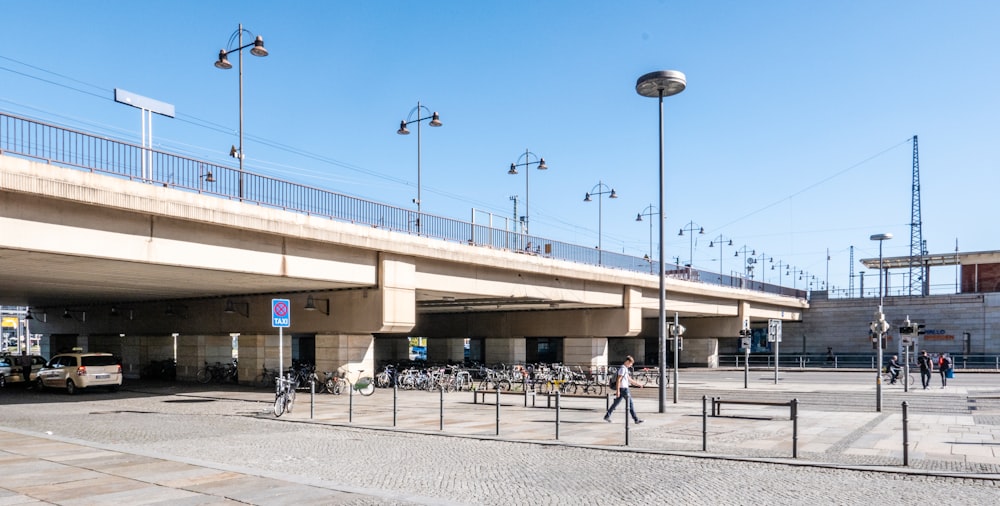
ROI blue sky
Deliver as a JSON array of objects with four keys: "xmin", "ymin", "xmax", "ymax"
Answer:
[{"xmin": 2, "ymin": 1, "xmax": 998, "ymax": 295}]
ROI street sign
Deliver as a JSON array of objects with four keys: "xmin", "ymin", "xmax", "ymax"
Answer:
[
  {"xmin": 740, "ymin": 337, "xmax": 751, "ymax": 349},
  {"xmin": 767, "ymin": 319, "xmax": 782, "ymax": 343},
  {"xmin": 271, "ymin": 298, "xmax": 290, "ymax": 328}
]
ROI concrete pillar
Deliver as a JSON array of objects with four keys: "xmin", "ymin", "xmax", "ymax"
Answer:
[
  {"xmin": 314, "ymin": 334, "xmax": 375, "ymax": 379},
  {"xmin": 485, "ymin": 337, "xmax": 525, "ymax": 365},
  {"xmin": 428, "ymin": 337, "xmax": 466, "ymax": 364},
  {"xmin": 563, "ymin": 337, "xmax": 608, "ymax": 369},
  {"xmin": 607, "ymin": 337, "xmax": 644, "ymax": 365}
]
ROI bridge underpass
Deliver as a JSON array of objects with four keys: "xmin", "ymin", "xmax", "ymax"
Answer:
[{"xmin": 0, "ymin": 152, "xmax": 807, "ymax": 382}]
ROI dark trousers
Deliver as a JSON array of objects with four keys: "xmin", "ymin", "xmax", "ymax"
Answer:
[
  {"xmin": 605, "ymin": 388, "xmax": 639, "ymax": 421},
  {"xmin": 939, "ymin": 369, "xmax": 949, "ymax": 387},
  {"xmin": 920, "ymin": 369, "xmax": 932, "ymax": 389}
]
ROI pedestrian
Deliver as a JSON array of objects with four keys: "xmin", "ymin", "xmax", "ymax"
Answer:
[
  {"xmin": 603, "ymin": 355, "xmax": 643, "ymax": 424},
  {"xmin": 887, "ymin": 355, "xmax": 901, "ymax": 384},
  {"xmin": 916, "ymin": 350, "xmax": 933, "ymax": 390},
  {"xmin": 938, "ymin": 352, "xmax": 953, "ymax": 388},
  {"xmin": 19, "ymin": 353, "xmax": 32, "ymax": 388}
]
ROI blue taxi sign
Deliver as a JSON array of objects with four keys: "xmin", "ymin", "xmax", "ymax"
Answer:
[{"xmin": 272, "ymin": 298, "xmax": 290, "ymax": 328}]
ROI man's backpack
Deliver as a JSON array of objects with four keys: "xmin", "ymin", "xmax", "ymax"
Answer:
[{"xmin": 608, "ymin": 369, "xmax": 619, "ymax": 389}]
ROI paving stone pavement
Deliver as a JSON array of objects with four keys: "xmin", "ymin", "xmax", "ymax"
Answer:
[{"xmin": 0, "ymin": 373, "xmax": 998, "ymax": 505}]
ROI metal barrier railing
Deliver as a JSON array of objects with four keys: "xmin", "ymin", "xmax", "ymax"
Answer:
[{"xmin": 0, "ymin": 110, "xmax": 804, "ymax": 297}]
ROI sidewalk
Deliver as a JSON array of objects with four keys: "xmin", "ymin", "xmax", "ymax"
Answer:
[{"xmin": 1, "ymin": 378, "xmax": 997, "ymax": 505}]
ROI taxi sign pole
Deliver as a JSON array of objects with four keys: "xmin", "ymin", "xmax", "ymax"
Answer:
[{"xmin": 272, "ymin": 299, "xmax": 291, "ymax": 377}]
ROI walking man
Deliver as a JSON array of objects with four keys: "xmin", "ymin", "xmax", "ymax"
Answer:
[
  {"xmin": 603, "ymin": 355, "xmax": 643, "ymax": 424},
  {"xmin": 917, "ymin": 350, "xmax": 933, "ymax": 390}
]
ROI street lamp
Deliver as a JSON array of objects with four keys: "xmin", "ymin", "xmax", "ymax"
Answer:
[
  {"xmin": 214, "ymin": 23, "xmax": 269, "ymax": 201},
  {"xmin": 709, "ymin": 235, "xmax": 733, "ymax": 281},
  {"xmin": 583, "ymin": 181, "xmax": 618, "ymax": 265},
  {"xmin": 735, "ymin": 245, "xmax": 756, "ymax": 286},
  {"xmin": 870, "ymin": 232, "xmax": 893, "ymax": 412},
  {"xmin": 635, "ymin": 204, "xmax": 658, "ymax": 274},
  {"xmin": 397, "ymin": 101, "xmax": 443, "ymax": 231},
  {"xmin": 636, "ymin": 69, "xmax": 686, "ymax": 410},
  {"xmin": 507, "ymin": 149, "xmax": 547, "ymax": 235},
  {"xmin": 677, "ymin": 221, "xmax": 704, "ymax": 278}
]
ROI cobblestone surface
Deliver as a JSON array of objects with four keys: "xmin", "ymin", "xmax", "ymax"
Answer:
[{"xmin": 1, "ymin": 381, "xmax": 998, "ymax": 504}]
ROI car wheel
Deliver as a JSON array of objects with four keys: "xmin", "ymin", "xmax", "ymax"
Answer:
[
  {"xmin": 35, "ymin": 377, "xmax": 45, "ymax": 390},
  {"xmin": 66, "ymin": 379, "xmax": 77, "ymax": 395}
]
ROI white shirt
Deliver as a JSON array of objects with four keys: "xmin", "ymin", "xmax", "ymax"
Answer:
[{"xmin": 617, "ymin": 364, "xmax": 631, "ymax": 390}]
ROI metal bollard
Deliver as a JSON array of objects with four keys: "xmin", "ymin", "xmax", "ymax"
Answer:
[
  {"xmin": 439, "ymin": 385, "xmax": 444, "ymax": 431},
  {"xmin": 624, "ymin": 398, "xmax": 630, "ymax": 446},
  {"xmin": 496, "ymin": 389, "xmax": 501, "ymax": 436},
  {"xmin": 348, "ymin": 379, "xmax": 353, "ymax": 423},
  {"xmin": 791, "ymin": 398, "xmax": 798, "ymax": 458},
  {"xmin": 702, "ymin": 395, "xmax": 708, "ymax": 451},
  {"xmin": 393, "ymin": 382, "xmax": 398, "ymax": 427},
  {"xmin": 310, "ymin": 377, "xmax": 315, "ymax": 419},
  {"xmin": 555, "ymin": 390, "xmax": 561, "ymax": 440},
  {"xmin": 902, "ymin": 401, "xmax": 910, "ymax": 466}
]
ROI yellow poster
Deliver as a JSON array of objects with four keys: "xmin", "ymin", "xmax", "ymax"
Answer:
[{"xmin": 1, "ymin": 317, "xmax": 18, "ymax": 328}]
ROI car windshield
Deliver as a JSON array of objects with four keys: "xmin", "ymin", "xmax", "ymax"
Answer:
[{"xmin": 82, "ymin": 356, "xmax": 118, "ymax": 367}]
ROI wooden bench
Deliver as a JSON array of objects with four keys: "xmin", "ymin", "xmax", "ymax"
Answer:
[
  {"xmin": 473, "ymin": 389, "xmax": 536, "ymax": 407},
  {"xmin": 711, "ymin": 398, "xmax": 797, "ymax": 420}
]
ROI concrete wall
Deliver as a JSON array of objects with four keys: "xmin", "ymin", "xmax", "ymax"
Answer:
[{"xmin": 782, "ymin": 292, "xmax": 1000, "ymax": 356}]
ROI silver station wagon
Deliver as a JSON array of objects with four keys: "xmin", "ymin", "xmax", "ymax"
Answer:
[{"xmin": 36, "ymin": 352, "xmax": 123, "ymax": 394}]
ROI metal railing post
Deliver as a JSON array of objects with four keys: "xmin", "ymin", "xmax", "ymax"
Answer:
[
  {"xmin": 439, "ymin": 385, "xmax": 444, "ymax": 431},
  {"xmin": 310, "ymin": 377, "xmax": 315, "ymax": 419},
  {"xmin": 902, "ymin": 401, "xmax": 910, "ymax": 466},
  {"xmin": 555, "ymin": 390, "xmax": 561, "ymax": 440},
  {"xmin": 791, "ymin": 398, "xmax": 798, "ymax": 458},
  {"xmin": 496, "ymin": 389, "xmax": 501, "ymax": 436},
  {"xmin": 393, "ymin": 381, "xmax": 398, "ymax": 427},
  {"xmin": 702, "ymin": 395, "xmax": 708, "ymax": 451}
]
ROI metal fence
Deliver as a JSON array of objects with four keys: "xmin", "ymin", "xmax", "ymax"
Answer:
[
  {"xmin": 722, "ymin": 353, "xmax": 1000, "ymax": 370},
  {"xmin": 0, "ymin": 111, "xmax": 804, "ymax": 297}
]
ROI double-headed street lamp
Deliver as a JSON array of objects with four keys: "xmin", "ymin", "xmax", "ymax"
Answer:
[
  {"xmin": 507, "ymin": 149, "xmax": 547, "ymax": 235},
  {"xmin": 636, "ymin": 69, "xmax": 686, "ymax": 410},
  {"xmin": 214, "ymin": 23, "xmax": 269, "ymax": 201},
  {"xmin": 635, "ymin": 204, "xmax": 658, "ymax": 273},
  {"xmin": 870, "ymin": 232, "xmax": 893, "ymax": 412},
  {"xmin": 709, "ymin": 235, "xmax": 733, "ymax": 280},
  {"xmin": 735, "ymin": 245, "xmax": 756, "ymax": 283},
  {"xmin": 397, "ymin": 101, "xmax": 443, "ymax": 230},
  {"xmin": 583, "ymin": 181, "xmax": 618, "ymax": 265},
  {"xmin": 677, "ymin": 221, "xmax": 704, "ymax": 277}
]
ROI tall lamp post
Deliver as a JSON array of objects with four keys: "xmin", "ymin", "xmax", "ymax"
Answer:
[
  {"xmin": 871, "ymin": 232, "xmax": 893, "ymax": 412},
  {"xmin": 677, "ymin": 221, "xmax": 704, "ymax": 279},
  {"xmin": 214, "ymin": 23, "xmax": 269, "ymax": 201},
  {"xmin": 636, "ymin": 69, "xmax": 686, "ymax": 410},
  {"xmin": 397, "ymin": 101, "xmax": 443, "ymax": 231},
  {"xmin": 583, "ymin": 181, "xmax": 618, "ymax": 265},
  {"xmin": 507, "ymin": 149, "xmax": 547, "ymax": 235},
  {"xmin": 709, "ymin": 235, "xmax": 733, "ymax": 282},
  {"xmin": 735, "ymin": 245, "xmax": 756, "ymax": 287},
  {"xmin": 635, "ymin": 204, "xmax": 658, "ymax": 274}
]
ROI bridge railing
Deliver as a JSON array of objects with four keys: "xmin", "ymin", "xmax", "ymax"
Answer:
[{"xmin": 0, "ymin": 111, "xmax": 804, "ymax": 297}]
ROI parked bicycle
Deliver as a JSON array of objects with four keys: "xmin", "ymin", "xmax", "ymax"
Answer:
[
  {"xmin": 273, "ymin": 375, "xmax": 296, "ymax": 417},
  {"xmin": 255, "ymin": 366, "xmax": 280, "ymax": 388},
  {"xmin": 196, "ymin": 360, "xmax": 238, "ymax": 384},
  {"xmin": 331, "ymin": 367, "xmax": 375, "ymax": 396}
]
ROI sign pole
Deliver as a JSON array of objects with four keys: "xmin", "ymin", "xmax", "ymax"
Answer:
[{"xmin": 271, "ymin": 298, "xmax": 291, "ymax": 378}]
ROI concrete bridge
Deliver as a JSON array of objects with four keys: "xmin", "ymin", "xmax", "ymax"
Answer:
[{"xmin": 0, "ymin": 118, "xmax": 806, "ymax": 382}]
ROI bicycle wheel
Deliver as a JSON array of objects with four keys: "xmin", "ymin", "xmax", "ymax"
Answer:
[
  {"xmin": 196, "ymin": 368, "xmax": 212, "ymax": 384},
  {"xmin": 332, "ymin": 378, "xmax": 346, "ymax": 395},
  {"xmin": 273, "ymin": 393, "xmax": 287, "ymax": 417},
  {"xmin": 356, "ymin": 376, "xmax": 375, "ymax": 396},
  {"xmin": 286, "ymin": 390, "xmax": 295, "ymax": 413},
  {"xmin": 496, "ymin": 379, "xmax": 512, "ymax": 391}
]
